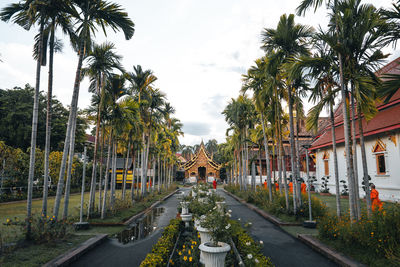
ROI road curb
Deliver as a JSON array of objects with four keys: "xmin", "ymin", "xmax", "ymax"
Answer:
[
  {"xmin": 297, "ymin": 234, "xmax": 366, "ymax": 267},
  {"xmin": 223, "ymin": 189, "xmax": 301, "ymax": 226},
  {"xmin": 123, "ymin": 189, "xmax": 178, "ymax": 225},
  {"xmin": 43, "ymin": 234, "xmax": 108, "ymax": 267}
]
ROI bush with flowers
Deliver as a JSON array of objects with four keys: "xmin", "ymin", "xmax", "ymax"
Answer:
[
  {"xmin": 200, "ymin": 206, "xmax": 232, "ymax": 246},
  {"xmin": 230, "ymin": 220, "xmax": 273, "ymax": 266},
  {"xmin": 140, "ymin": 218, "xmax": 182, "ymax": 267},
  {"xmin": 318, "ymin": 205, "xmax": 400, "ymax": 265}
]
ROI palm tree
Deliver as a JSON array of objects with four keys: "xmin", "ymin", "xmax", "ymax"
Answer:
[
  {"xmin": 261, "ymin": 14, "xmax": 313, "ymax": 213},
  {"xmin": 82, "ymin": 41, "xmax": 124, "ymax": 217},
  {"xmin": 53, "ymin": 0, "xmax": 134, "ymax": 220},
  {"xmin": 1, "ymin": 0, "xmax": 52, "ymax": 237}
]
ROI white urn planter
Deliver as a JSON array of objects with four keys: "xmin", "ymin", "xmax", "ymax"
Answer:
[
  {"xmin": 180, "ymin": 201, "xmax": 189, "ymax": 215},
  {"xmin": 199, "ymin": 242, "xmax": 231, "ymax": 267},
  {"xmin": 197, "ymin": 225, "xmax": 212, "ymax": 264},
  {"xmin": 181, "ymin": 213, "xmax": 192, "ymax": 228}
]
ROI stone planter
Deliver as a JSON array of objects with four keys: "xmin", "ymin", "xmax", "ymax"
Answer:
[
  {"xmin": 180, "ymin": 201, "xmax": 190, "ymax": 215},
  {"xmin": 197, "ymin": 225, "xmax": 212, "ymax": 264},
  {"xmin": 199, "ymin": 241, "xmax": 231, "ymax": 267},
  {"xmin": 181, "ymin": 213, "xmax": 192, "ymax": 228}
]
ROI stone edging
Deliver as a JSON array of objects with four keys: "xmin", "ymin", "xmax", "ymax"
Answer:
[
  {"xmin": 123, "ymin": 189, "xmax": 178, "ymax": 225},
  {"xmin": 43, "ymin": 234, "xmax": 108, "ymax": 267},
  {"xmin": 297, "ymin": 234, "xmax": 366, "ymax": 267},
  {"xmin": 223, "ymin": 189, "xmax": 301, "ymax": 226}
]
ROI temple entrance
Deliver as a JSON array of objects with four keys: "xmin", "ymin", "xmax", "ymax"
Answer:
[{"xmin": 198, "ymin": 167, "xmax": 206, "ymax": 180}]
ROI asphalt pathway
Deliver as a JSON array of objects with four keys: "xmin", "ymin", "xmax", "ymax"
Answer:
[
  {"xmin": 218, "ymin": 189, "xmax": 338, "ymax": 267},
  {"xmin": 71, "ymin": 189, "xmax": 187, "ymax": 267}
]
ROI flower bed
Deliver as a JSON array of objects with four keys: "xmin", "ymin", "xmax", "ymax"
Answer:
[
  {"xmin": 318, "ymin": 206, "xmax": 400, "ymax": 266},
  {"xmin": 140, "ymin": 218, "xmax": 182, "ymax": 266}
]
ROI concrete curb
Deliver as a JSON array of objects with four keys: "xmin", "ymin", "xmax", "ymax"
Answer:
[
  {"xmin": 43, "ymin": 234, "xmax": 108, "ymax": 267},
  {"xmin": 223, "ymin": 189, "xmax": 301, "ymax": 226},
  {"xmin": 297, "ymin": 235, "xmax": 366, "ymax": 267},
  {"xmin": 123, "ymin": 189, "xmax": 178, "ymax": 225}
]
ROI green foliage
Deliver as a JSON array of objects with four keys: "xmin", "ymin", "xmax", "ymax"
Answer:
[
  {"xmin": 172, "ymin": 231, "xmax": 200, "ymax": 266},
  {"xmin": 230, "ymin": 220, "xmax": 273, "ymax": 266},
  {"xmin": 320, "ymin": 176, "xmax": 330, "ymax": 193},
  {"xmin": 0, "ymin": 85, "xmax": 88, "ymax": 152},
  {"xmin": 200, "ymin": 208, "xmax": 232, "ymax": 245},
  {"xmin": 319, "ymin": 205, "xmax": 400, "ymax": 265},
  {"xmin": 140, "ymin": 218, "xmax": 181, "ymax": 267}
]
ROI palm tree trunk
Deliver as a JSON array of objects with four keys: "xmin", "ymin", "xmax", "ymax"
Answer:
[
  {"xmin": 79, "ymin": 146, "xmax": 87, "ymax": 223},
  {"xmin": 122, "ymin": 140, "xmax": 130, "ymax": 200},
  {"xmin": 140, "ymin": 133, "xmax": 146, "ymax": 197},
  {"xmin": 27, "ymin": 18, "xmax": 45, "ymax": 238},
  {"xmin": 277, "ymin": 138, "xmax": 283, "ymax": 194},
  {"xmin": 42, "ymin": 22, "xmax": 55, "ymax": 217},
  {"xmin": 152, "ymin": 156, "xmax": 155, "ymax": 193},
  {"xmin": 130, "ymin": 150, "xmax": 136, "ymax": 203},
  {"xmin": 282, "ymin": 147, "xmax": 289, "ymax": 210},
  {"xmin": 350, "ymin": 88, "xmax": 361, "ymax": 219},
  {"xmin": 295, "ymin": 116, "xmax": 302, "ymax": 205},
  {"xmin": 136, "ymin": 149, "xmax": 141, "ymax": 197},
  {"xmin": 88, "ymin": 74, "xmax": 105, "ymax": 216},
  {"xmin": 287, "ymin": 86, "xmax": 298, "ymax": 213},
  {"xmin": 258, "ymin": 147, "xmax": 262, "ymax": 188},
  {"xmin": 98, "ymin": 127, "xmax": 105, "ymax": 213},
  {"xmin": 110, "ymin": 139, "xmax": 117, "ymax": 211},
  {"xmin": 251, "ymin": 161, "xmax": 256, "ymax": 191},
  {"xmin": 54, "ymin": 27, "xmax": 86, "ymax": 220},
  {"xmin": 330, "ymin": 101, "xmax": 341, "ymax": 218},
  {"xmin": 260, "ymin": 113, "xmax": 273, "ymax": 201},
  {"xmin": 62, "ymin": 115, "xmax": 77, "ymax": 219},
  {"xmin": 101, "ymin": 135, "xmax": 112, "ymax": 219},
  {"xmin": 357, "ymin": 105, "xmax": 372, "ymax": 216}
]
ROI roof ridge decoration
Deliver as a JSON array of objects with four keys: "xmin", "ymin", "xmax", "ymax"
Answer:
[{"xmin": 180, "ymin": 142, "xmax": 221, "ymax": 171}]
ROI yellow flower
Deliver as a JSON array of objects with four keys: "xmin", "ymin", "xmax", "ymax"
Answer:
[
  {"xmin": 189, "ymin": 257, "xmax": 192, "ymax": 262},
  {"xmin": 184, "ymin": 256, "xmax": 187, "ymax": 261},
  {"xmin": 178, "ymin": 251, "xmax": 182, "ymax": 255},
  {"xmin": 183, "ymin": 245, "xmax": 185, "ymax": 249},
  {"xmin": 191, "ymin": 245, "xmax": 194, "ymax": 249},
  {"xmin": 6, "ymin": 218, "xmax": 10, "ymax": 223},
  {"xmin": 188, "ymin": 250, "xmax": 191, "ymax": 255}
]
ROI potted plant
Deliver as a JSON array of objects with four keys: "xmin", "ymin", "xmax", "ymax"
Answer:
[
  {"xmin": 319, "ymin": 176, "xmax": 331, "ymax": 196},
  {"xmin": 199, "ymin": 208, "xmax": 232, "ymax": 267},
  {"xmin": 309, "ymin": 176, "xmax": 317, "ymax": 193},
  {"xmin": 340, "ymin": 180, "xmax": 349, "ymax": 199}
]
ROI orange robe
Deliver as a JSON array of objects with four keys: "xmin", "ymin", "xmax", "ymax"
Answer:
[
  {"xmin": 263, "ymin": 181, "xmax": 267, "ymax": 189},
  {"xmin": 275, "ymin": 182, "xmax": 279, "ymax": 191},
  {"xmin": 213, "ymin": 180, "xmax": 217, "ymax": 189},
  {"xmin": 370, "ymin": 189, "xmax": 383, "ymax": 211},
  {"xmin": 301, "ymin": 183, "xmax": 306, "ymax": 193},
  {"xmin": 289, "ymin": 182, "xmax": 293, "ymax": 193}
]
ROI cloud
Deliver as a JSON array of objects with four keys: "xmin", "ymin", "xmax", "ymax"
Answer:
[{"xmin": 182, "ymin": 121, "xmax": 211, "ymax": 136}]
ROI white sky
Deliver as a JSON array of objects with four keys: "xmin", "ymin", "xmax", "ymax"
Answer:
[{"xmin": 0, "ymin": 0, "xmax": 396, "ymax": 146}]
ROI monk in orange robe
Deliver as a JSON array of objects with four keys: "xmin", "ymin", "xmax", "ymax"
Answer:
[
  {"xmin": 301, "ymin": 182, "xmax": 306, "ymax": 193},
  {"xmin": 263, "ymin": 179, "xmax": 268, "ymax": 189},
  {"xmin": 275, "ymin": 182, "xmax": 279, "ymax": 191},
  {"xmin": 289, "ymin": 181, "xmax": 293, "ymax": 193},
  {"xmin": 213, "ymin": 179, "xmax": 217, "ymax": 189},
  {"xmin": 370, "ymin": 184, "xmax": 383, "ymax": 212}
]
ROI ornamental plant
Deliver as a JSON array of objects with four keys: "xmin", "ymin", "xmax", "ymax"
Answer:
[
  {"xmin": 320, "ymin": 176, "xmax": 330, "ymax": 193},
  {"xmin": 200, "ymin": 208, "xmax": 232, "ymax": 246}
]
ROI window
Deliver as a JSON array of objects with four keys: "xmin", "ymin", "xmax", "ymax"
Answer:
[
  {"xmin": 323, "ymin": 151, "xmax": 329, "ymax": 176},
  {"xmin": 372, "ymin": 139, "xmax": 387, "ymax": 176},
  {"xmin": 376, "ymin": 154, "xmax": 386, "ymax": 175}
]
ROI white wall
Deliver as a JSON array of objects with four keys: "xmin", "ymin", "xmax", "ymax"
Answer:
[{"xmin": 314, "ymin": 131, "xmax": 400, "ymax": 202}]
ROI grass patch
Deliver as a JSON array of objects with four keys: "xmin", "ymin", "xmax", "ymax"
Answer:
[{"xmin": 0, "ymin": 234, "xmax": 93, "ymax": 267}]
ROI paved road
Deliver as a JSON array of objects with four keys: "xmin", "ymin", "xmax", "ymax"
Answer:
[
  {"xmin": 218, "ymin": 189, "xmax": 338, "ymax": 267},
  {"xmin": 71, "ymin": 189, "xmax": 187, "ymax": 267}
]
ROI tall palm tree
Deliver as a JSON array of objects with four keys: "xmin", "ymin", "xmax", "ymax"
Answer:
[
  {"xmin": 1, "ymin": 0, "xmax": 51, "ymax": 237},
  {"xmin": 82, "ymin": 41, "xmax": 124, "ymax": 217},
  {"xmin": 53, "ymin": 0, "xmax": 134, "ymax": 220},
  {"xmin": 261, "ymin": 14, "xmax": 313, "ymax": 213}
]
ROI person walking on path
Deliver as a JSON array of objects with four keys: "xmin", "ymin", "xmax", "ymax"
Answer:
[
  {"xmin": 370, "ymin": 184, "xmax": 382, "ymax": 212},
  {"xmin": 264, "ymin": 179, "xmax": 268, "ymax": 190},
  {"xmin": 213, "ymin": 178, "xmax": 217, "ymax": 190}
]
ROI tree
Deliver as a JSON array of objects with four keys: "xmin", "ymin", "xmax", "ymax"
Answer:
[{"xmin": 53, "ymin": 0, "xmax": 134, "ymax": 220}]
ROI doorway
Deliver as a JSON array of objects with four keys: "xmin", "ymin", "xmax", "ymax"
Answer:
[{"xmin": 198, "ymin": 167, "xmax": 206, "ymax": 180}]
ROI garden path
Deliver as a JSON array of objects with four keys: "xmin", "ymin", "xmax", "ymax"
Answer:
[
  {"xmin": 218, "ymin": 189, "xmax": 338, "ymax": 267},
  {"xmin": 70, "ymin": 189, "xmax": 186, "ymax": 267}
]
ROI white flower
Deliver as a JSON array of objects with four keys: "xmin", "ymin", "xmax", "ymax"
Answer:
[
  {"xmin": 248, "ymin": 222, "xmax": 252, "ymax": 226},
  {"xmin": 255, "ymin": 259, "xmax": 259, "ymax": 263},
  {"xmin": 238, "ymin": 218, "xmax": 241, "ymax": 221},
  {"xmin": 228, "ymin": 209, "xmax": 232, "ymax": 213},
  {"xmin": 259, "ymin": 240, "xmax": 263, "ymax": 245},
  {"xmin": 225, "ymin": 223, "xmax": 231, "ymax": 230},
  {"xmin": 200, "ymin": 215, "xmax": 206, "ymax": 220},
  {"xmin": 247, "ymin": 254, "xmax": 253, "ymax": 259},
  {"xmin": 213, "ymin": 206, "xmax": 217, "ymax": 210},
  {"xmin": 246, "ymin": 241, "xmax": 251, "ymax": 246}
]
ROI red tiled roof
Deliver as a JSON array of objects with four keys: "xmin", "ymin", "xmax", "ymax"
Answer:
[{"xmin": 311, "ymin": 57, "xmax": 400, "ymax": 150}]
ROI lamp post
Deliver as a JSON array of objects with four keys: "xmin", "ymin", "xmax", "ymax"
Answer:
[{"xmin": 303, "ymin": 144, "xmax": 316, "ymax": 228}]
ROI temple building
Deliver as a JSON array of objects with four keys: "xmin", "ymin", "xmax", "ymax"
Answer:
[
  {"xmin": 181, "ymin": 142, "xmax": 221, "ymax": 182},
  {"xmin": 310, "ymin": 57, "xmax": 400, "ymax": 201}
]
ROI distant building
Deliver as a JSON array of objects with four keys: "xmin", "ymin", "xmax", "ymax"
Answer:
[{"xmin": 310, "ymin": 57, "xmax": 400, "ymax": 201}]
